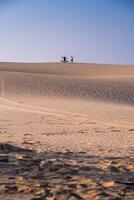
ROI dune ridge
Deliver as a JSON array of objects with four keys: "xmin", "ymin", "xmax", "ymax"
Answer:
[{"xmin": 0, "ymin": 62, "xmax": 134, "ymax": 77}]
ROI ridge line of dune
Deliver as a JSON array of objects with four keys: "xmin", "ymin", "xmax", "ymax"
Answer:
[{"xmin": 0, "ymin": 62, "xmax": 134, "ymax": 77}]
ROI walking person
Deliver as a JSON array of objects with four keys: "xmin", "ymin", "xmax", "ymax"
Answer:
[
  {"xmin": 63, "ymin": 56, "xmax": 66, "ymax": 63},
  {"xmin": 61, "ymin": 56, "xmax": 66, "ymax": 63},
  {"xmin": 70, "ymin": 56, "xmax": 74, "ymax": 63},
  {"xmin": 64, "ymin": 56, "xmax": 68, "ymax": 63},
  {"xmin": 61, "ymin": 56, "xmax": 68, "ymax": 63}
]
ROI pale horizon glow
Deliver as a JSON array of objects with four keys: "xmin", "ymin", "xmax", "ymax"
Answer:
[{"xmin": 0, "ymin": 0, "xmax": 134, "ymax": 65}]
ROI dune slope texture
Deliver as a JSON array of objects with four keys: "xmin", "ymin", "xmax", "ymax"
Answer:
[{"xmin": 0, "ymin": 62, "xmax": 134, "ymax": 200}]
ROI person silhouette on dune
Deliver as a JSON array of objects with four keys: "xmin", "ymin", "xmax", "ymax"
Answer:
[
  {"xmin": 61, "ymin": 56, "xmax": 67, "ymax": 63},
  {"xmin": 70, "ymin": 56, "xmax": 74, "ymax": 63}
]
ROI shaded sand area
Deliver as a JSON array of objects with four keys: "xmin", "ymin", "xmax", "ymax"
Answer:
[{"xmin": 0, "ymin": 62, "xmax": 134, "ymax": 199}]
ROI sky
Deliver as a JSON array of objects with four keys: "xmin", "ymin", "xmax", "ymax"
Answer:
[{"xmin": 0, "ymin": 0, "xmax": 134, "ymax": 64}]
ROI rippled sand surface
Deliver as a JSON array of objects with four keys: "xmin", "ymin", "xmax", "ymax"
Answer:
[{"xmin": 0, "ymin": 62, "xmax": 134, "ymax": 199}]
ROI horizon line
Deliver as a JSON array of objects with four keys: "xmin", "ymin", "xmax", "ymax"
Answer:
[{"xmin": 0, "ymin": 61, "xmax": 134, "ymax": 66}]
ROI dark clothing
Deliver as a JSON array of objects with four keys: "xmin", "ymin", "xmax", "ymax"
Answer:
[{"xmin": 70, "ymin": 56, "xmax": 74, "ymax": 63}]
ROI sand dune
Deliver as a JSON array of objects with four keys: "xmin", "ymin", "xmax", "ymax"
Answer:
[
  {"xmin": 0, "ymin": 62, "xmax": 134, "ymax": 125},
  {"xmin": 0, "ymin": 62, "xmax": 134, "ymax": 199},
  {"xmin": 0, "ymin": 62, "xmax": 134, "ymax": 77},
  {"xmin": 1, "ymin": 62, "xmax": 134, "ymax": 105},
  {"xmin": 1, "ymin": 71, "xmax": 134, "ymax": 105}
]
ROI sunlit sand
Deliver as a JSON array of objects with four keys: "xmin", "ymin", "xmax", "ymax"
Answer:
[{"xmin": 0, "ymin": 62, "xmax": 134, "ymax": 199}]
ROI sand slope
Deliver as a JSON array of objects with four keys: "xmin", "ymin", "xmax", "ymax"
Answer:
[
  {"xmin": 0, "ymin": 62, "xmax": 134, "ymax": 199},
  {"xmin": 0, "ymin": 62, "xmax": 134, "ymax": 125}
]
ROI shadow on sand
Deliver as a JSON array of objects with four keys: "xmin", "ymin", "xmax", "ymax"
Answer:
[{"xmin": 0, "ymin": 143, "xmax": 133, "ymax": 200}]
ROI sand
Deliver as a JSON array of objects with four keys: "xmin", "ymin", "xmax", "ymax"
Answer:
[{"xmin": 0, "ymin": 62, "xmax": 134, "ymax": 200}]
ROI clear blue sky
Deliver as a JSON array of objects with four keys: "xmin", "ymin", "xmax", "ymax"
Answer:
[{"xmin": 0, "ymin": 0, "xmax": 134, "ymax": 64}]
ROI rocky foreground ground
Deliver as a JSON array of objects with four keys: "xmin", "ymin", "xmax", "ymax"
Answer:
[{"xmin": 0, "ymin": 143, "xmax": 133, "ymax": 200}]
